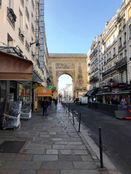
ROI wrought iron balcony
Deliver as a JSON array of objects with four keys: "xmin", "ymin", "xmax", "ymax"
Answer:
[
  {"xmin": 115, "ymin": 57, "xmax": 127, "ymax": 70},
  {"xmin": 7, "ymin": 7, "xmax": 16, "ymax": 27},
  {"xmin": 89, "ymin": 76, "xmax": 99, "ymax": 83},
  {"xmin": 102, "ymin": 65, "xmax": 116, "ymax": 77}
]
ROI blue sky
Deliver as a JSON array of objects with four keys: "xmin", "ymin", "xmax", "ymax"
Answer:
[{"xmin": 45, "ymin": 0, "xmax": 122, "ymax": 54}]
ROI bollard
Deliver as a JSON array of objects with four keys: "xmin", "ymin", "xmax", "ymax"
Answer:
[
  {"xmin": 99, "ymin": 127, "xmax": 103, "ymax": 168},
  {"xmin": 78, "ymin": 112, "xmax": 81, "ymax": 132},
  {"xmin": 73, "ymin": 112, "xmax": 75, "ymax": 125},
  {"xmin": 68, "ymin": 108, "xmax": 70, "ymax": 117}
]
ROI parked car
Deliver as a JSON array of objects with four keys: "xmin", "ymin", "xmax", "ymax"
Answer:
[
  {"xmin": 74, "ymin": 98, "xmax": 79, "ymax": 104},
  {"xmin": 79, "ymin": 96, "xmax": 88, "ymax": 104}
]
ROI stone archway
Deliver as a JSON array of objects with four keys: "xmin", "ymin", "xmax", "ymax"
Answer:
[
  {"xmin": 58, "ymin": 74, "xmax": 73, "ymax": 101},
  {"xmin": 48, "ymin": 53, "xmax": 87, "ymax": 98}
]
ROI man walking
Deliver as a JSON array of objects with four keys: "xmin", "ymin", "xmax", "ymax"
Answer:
[{"xmin": 42, "ymin": 98, "xmax": 49, "ymax": 116}]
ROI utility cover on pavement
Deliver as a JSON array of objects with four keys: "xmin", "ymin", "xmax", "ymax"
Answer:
[{"xmin": 0, "ymin": 141, "xmax": 25, "ymax": 153}]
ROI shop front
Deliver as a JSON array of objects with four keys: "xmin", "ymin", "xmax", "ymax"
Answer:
[
  {"xmin": 0, "ymin": 51, "xmax": 33, "ymax": 129},
  {"xmin": 35, "ymin": 86, "xmax": 52, "ymax": 111}
]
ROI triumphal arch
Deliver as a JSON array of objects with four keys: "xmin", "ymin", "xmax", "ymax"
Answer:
[{"xmin": 48, "ymin": 53, "xmax": 87, "ymax": 98}]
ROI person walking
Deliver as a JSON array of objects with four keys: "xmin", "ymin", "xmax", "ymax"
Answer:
[
  {"xmin": 120, "ymin": 97, "xmax": 127, "ymax": 109},
  {"xmin": 42, "ymin": 98, "xmax": 49, "ymax": 116},
  {"xmin": 54, "ymin": 98, "xmax": 58, "ymax": 108}
]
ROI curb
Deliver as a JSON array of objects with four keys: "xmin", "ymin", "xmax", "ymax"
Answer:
[{"xmin": 67, "ymin": 111, "xmax": 122, "ymax": 174}]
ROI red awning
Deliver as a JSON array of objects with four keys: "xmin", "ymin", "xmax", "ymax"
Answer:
[{"xmin": 0, "ymin": 51, "xmax": 33, "ymax": 80}]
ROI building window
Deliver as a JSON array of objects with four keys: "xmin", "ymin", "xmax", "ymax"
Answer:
[
  {"xmin": 20, "ymin": 0, "xmax": 24, "ymax": 7},
  {"xmin": 19, "ymin": 10, "xmax": 23, "ymax": 30},
  {"xmin": 119, "ymin": 37, "xmax": 122, "ymax": 49},
  {"xmin": 124, "ymin": 32, "xmax": 126, "ymax": 45},
  {"xmin": 7, "ymin": 34, "xmax": 13, "ymax": 47},
  {"xmin": 0, "ymin": 0, "xmax": 2, "ymax": 7},
  {"xmin": 7, "ymin": 0, "xmax": 16, "ymax": 27},
  {"xmin": 25, "ymin": 7, "xmax": 29, "ymax": 22},
  {"xmin": 129, "ymin": 24, "xmax": 131, "ymax": 39},
  {"xmin": 113, "ymin": 47, "xmax": 116, "ymax": 57},
  {"xmin": 31, "ymin": 23, "xmax": 34, "ymax": 33},
  {"xmin": 31, "ymin": 0, "xmax": 34, "ymax": 9}
]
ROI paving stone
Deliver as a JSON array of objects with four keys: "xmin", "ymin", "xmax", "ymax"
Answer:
[
  {"xmin": 49, "ymin": 132, "xmax": 57, "ymax": 135},
  {"xmin": 15, "ymin": 154, "xmax": 32, "ymax": 161},
  {"xmin": 58, "ymin": 154, "xmax": 81, "ymax": 161},
  {"xmin": 41, "ymin": 161, "xmax": 73, "ymax": 169},
  {"xmin": 61, "ymin": 170, "xmax": 100, "ymax": 174},
  {"xmin": 54, "ymin": 142, "xmax": 67, "ymax": 145},
  {"xmin": 19, "ymin": 169, "xmax": 36, "ymax": 174},
  {"xmin": 0, "ymin": 161, "xmax": 23, "ymax": 169},
  {"xmin": 33, "ymin": 155, "xmax": 58, "ymax": 161},
  {"xmin": 22, "ymin": 149, "xmax": 45, "ymax": 154},
  {"xmin": 73, "ymin": 150, "xmax": 89, "ymax": 155},
  {"xmin": 0, "ymin": 153, "xmax": 16, "ymax": 161},
  {"xmin": 0, "ymin": 170, "xmax": 19, "ymax": 174},
  {"xmin": 46, "ymin": 149, "xmax": 58, "ymax": 154},
  {"xmin": 73, "ymin": 161, "xmax": 97, "ymax": 169},
  {"xmin": 53, "ymin": 145, "xmax": 65, "ymax": 149},
  {"xmin": 52, "ymin": 138, "xmax": 63, "ymax": 141},
  {"xmin": 37, "ymin": 169, "xmax": 60, "ymax": 174},
  {"xmin": 81, "ymin": 155, "xmax": 93, "ymax": 161},
  {"xmin": 21, "ymin": 161, "xmax": 42, "ymax": 170}
]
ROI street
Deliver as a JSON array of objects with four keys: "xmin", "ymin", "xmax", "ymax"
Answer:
[{"xmin": 67, "ymin": 103, "xmax": 131, "ymax": 174}]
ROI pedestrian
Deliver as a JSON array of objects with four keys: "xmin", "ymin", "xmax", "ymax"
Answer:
[
  {"xmin": 120, "ymin": 97, "xmax": 127, "ymax": 109},
  {"xmin": 54, "ymin": 98, "xmax": 58, "ymax": 107},
  {"xmin": 42, "ymin": 98, "xmax": 49, "ymax": 116}
]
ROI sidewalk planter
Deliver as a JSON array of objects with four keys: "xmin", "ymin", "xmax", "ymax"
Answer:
[
  {"xmin": 3, "ymin": 101, "xmax": 22, "ymax": 129},
  {"xmin": 20, "ymin": 103, "xmax": 32, "ymax": 120}
]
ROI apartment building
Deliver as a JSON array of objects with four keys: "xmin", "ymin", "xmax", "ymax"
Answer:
[
  {"xmin": 88, "ymin": 0, "xmax": 131, "ymax": 104},
  {"xmin": 88, "ymin": 36, "xmax": 103, "ymax": 89},
  {"xmin": 0, "ymin": 0, "xmax": 49, "ymax": 123}
]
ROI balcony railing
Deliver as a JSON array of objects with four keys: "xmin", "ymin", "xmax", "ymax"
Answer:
[
  {"xmin": 102, "ymin": 65, "xmax": 116, "ymax": 77},
  {"xmin": 7, "ymin": 7, "xmax": 16, "ymax": 27},
  {"xmin": 89, "ymin": 76, "xmax": 99, "ymax": 83},
  {"xmin": 115, "ymin": 57, "xmax": 127, "ymax": 70}
]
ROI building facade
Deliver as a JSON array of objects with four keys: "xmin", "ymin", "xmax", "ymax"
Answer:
[
  {"xmin": 0, "ymin": 0, "xmax": 49, "ymax": 126},
  {"xmin": 87, "ymin": 0, "xmax": 131, "ymax": 104}
]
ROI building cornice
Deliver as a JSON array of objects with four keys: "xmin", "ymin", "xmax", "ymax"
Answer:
[{"xmin": 49, "ymin": 53, "xmax": 87, "ymax": 58}]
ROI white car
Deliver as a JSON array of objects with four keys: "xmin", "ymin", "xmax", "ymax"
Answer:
[{"xmin": 79, "ymin": 96, "xmax": 88, "ymax": 104}]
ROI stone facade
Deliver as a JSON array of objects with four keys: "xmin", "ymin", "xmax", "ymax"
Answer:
[
  {"xmin": 88, "ymin": 0, "xmax": 131, "ymax": 88},
  {"xmin": 48, "ymin": 53, "xmax": 87, "ymax": 98},
  {"xmin": 0, "ymin": 0, "xmax": 48, "ymax": 83}
]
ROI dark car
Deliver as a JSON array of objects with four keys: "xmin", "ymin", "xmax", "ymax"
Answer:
[{"xmin": 74, "ymin": 98, "xmax": 79, "ymax": 104}]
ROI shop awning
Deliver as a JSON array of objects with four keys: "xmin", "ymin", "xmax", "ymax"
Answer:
[
  {"xmin": 84, "ymin": 88, "xmax": 98, "ymax": 97},
  {"xmin": 0, "ymin": 51, "xmax": 33, "ymax": 80},
  {"xmin": 35, "ymin": 86, "xmax": 52, "ymax": 97},
  {"xmin": 32, "ymin": 71, "xmax": 43, "ymax": 83}
]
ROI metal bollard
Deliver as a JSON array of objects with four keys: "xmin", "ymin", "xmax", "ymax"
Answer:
[
  {"xmin": 99, "ymin": 127, "xmax": 104, "ymax": 168},
  {"xmin": 68, "ymin": 108, "xmax": 70, "ymax": 117},
  {"xmin": 78, "ymin": 112, "xmax": 81, "ymax": 132},
  {"xmin": 73, "ymin": 112, "xmax": 75, "ymax": 125}
]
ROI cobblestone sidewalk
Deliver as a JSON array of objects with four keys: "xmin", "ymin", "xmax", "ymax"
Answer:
[{"xmin": 0, "ymin": 103, "xmax": 108, "ymax": 174}]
